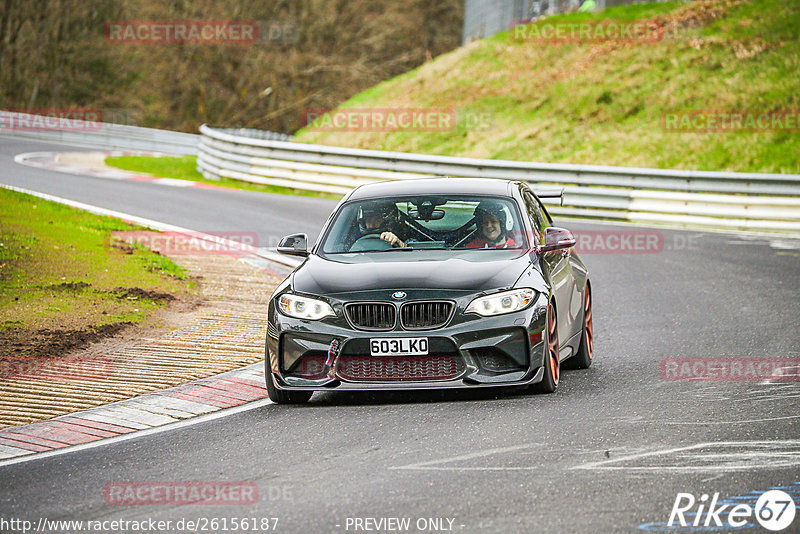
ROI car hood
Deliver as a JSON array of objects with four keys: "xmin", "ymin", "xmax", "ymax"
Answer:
[{"xmin": 292, "ymin": 252, "xmax": 534, "ymax": 295}]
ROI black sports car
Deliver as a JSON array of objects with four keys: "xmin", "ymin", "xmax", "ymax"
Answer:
[{"xmin": 265, "ymin": 178, "xmax": 593, "ymax": 403}]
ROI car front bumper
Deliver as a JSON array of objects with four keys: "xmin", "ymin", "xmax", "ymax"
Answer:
[{"xmin": 266, "ymin": 292, "xmax": 549, "ymax": 392}]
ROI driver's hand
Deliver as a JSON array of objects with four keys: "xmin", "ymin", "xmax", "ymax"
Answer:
[{"xmin": 380, "ymin": 232, "xmax": 404, "ymax": 247}]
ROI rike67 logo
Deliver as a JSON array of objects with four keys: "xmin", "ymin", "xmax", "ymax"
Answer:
[{"xmin": 667, "ymin": 490, "xmax": 796, "ymax": 531}]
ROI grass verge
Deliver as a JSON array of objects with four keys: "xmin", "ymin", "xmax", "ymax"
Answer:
[
  {"xmin": 0, "ymin": 187, "xmax": 194, "ymax": 359},
  {"xmin": 105, "ymin": 155, "xmax": 343, "ymax": 200},
  {"xmin": 295, "ymin": 0, "xmax": 800, "ymax": 174}
]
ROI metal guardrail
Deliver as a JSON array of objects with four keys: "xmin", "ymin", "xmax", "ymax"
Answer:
[
  {"xmin": 209, "ymin": 127, "xmax": 293, "ymax": 143},
  {"xmin": 0, "ymin": 110, "xmax": 198, "ymax": 155},
  {"xmin": 198, "ymin": 124, "xmax": 800, "ymax": 233},
  {"xmin": 4, "ymin": 111, "xmax": 796, "ymax": 233}
]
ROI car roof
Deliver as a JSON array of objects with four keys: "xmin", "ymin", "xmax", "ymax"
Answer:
[{"xmin": 347, "ymin": 178, "xmax": 514, "ymax": 201}]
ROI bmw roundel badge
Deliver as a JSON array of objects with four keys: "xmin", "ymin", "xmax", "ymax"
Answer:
[{"xmin": 391, "ymin": 291, "xmax": 407, "ymax": 300}]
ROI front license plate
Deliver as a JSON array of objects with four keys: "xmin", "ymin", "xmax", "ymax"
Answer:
[{"xmin": 370, "ymin": 337, "xmax": 429, "ymax": 356}]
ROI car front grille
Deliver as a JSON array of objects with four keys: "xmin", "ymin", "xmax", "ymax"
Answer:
[
  {"xmin": 336, "ymin": 355, "xmax": 465, "ymax": 381},
  {"xmin": 345, "ymin": 303, "xmax": 396, "ymax": 330},
  {"xmin": 400, "ymin": 301, "xmax": 453, "ymax": 330}
]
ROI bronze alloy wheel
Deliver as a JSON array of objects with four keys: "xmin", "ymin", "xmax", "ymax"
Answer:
[
  {"xmin": 584, "ymin": 289, "xmax": 593, "ymax": 359},
  {"xmin": 531, "ymin": 302, "xmax": 560, "ymax": 393},
  {"xmin": 565, "ymin": 286, "xmax": 593, "ymax": 370},
  {"xmin": 547, "ymin": 304, "xmax": 560, "ymax": 385}
]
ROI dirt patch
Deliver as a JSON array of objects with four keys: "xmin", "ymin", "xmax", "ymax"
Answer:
[
  {"xmin": 40, "ymin": 282, "xmax": 177, "ymax": 301},
  {"xmin": 0, "ymin": 287, "xmax": 199, "ymax": 359},
  {"xmin": 112, "ymin": 286, "xmax": 176, "ymax": 302},
  {"xmin": 45, "ymin": 281, "xmax": 91, "ymax": 291},
  {"xmin": 0, "ymin": 323, "xmax": 132, "ymax": 359},
  {"xmin": 110, "ymin": 240, "xmax": 136, "ymax": 254}
]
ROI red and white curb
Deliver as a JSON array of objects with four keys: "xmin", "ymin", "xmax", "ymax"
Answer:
[
  {"xmin": 0, "ymin": 363, "xmax": 270, "ymax": 465},
  {"xmin": 14, "ymin": 151, "xmax": 229, "ymax": 190}
]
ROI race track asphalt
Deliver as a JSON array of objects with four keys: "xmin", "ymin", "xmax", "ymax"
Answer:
[{"xmin": 1, "ymin": 136, "xmax": 799, "ymax": 533}]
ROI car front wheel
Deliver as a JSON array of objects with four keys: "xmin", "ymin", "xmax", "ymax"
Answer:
[{"xmin": 531, "ymin": 303, "xmax": 559, "ymax": 394}]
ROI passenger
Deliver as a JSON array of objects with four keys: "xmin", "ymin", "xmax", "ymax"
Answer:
[{"xmin": 467, "ymin": 201, "xmax": 517, "ymax": 249}]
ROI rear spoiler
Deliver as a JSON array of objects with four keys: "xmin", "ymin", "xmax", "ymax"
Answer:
[{"xmin": 530, "ymin": 186, "xmax": 564, "ymax": 206}]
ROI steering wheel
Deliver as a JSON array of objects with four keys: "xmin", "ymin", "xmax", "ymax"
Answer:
[{"xmin": 350, "ymin": 233, "xmax": 393, "ymax": 251}]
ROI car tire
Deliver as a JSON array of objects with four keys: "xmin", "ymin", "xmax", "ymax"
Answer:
[
  {"xmin": 531, "ymin": 303, "xmax": 559, "ymax": 394},
  {"xmin": 564, "ymin": 285, "xmax": 593, "ymax": 370},
  {"xmin": 266, "ymin": 372, "xmax": 313, "ymax": 404}
]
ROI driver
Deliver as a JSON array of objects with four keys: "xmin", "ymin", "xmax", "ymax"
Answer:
[
  {"xmin": 467, "ymin": 201, "xmax": 517, "ymax": 249},
  {"xmin": 353, "ymin": 201, "xmax": 407, "ymax": 248}
]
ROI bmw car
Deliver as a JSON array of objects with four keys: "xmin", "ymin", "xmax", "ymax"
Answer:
[{"xmin": 265, "ymin": 178, "xmax": 593, "ymax": 403}]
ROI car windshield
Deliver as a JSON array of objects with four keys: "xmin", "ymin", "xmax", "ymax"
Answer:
[{"xmin": 320, "ymin": 195, "xmax": 527, "ymax": 254}]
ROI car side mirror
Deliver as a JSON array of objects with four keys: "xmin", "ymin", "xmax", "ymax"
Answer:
[
  {"xmin": 538, "ymin": 227, "xmax": 576, "ymax": 253},
  {"xmin": 277, "ymin": 233, "xmax": 309, "ymax": 257}
]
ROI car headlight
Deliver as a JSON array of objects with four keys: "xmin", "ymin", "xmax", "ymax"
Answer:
[
  {"xmin": 278, "ymin": 293, "xmax": 335, "ymax": 320},
  {"xmin": 466, "ymin": 288, "xmax": 536, "ymax": 317}
]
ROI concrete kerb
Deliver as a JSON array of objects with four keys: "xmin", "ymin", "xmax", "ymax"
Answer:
[{"xmin": 0, "ymin": 363, "xmax": 273, "ymax": 466}]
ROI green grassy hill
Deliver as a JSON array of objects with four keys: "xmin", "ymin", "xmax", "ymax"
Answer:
[{"xmin": 296, "ymin": 0, "xmax": 799, "ymax": 174}]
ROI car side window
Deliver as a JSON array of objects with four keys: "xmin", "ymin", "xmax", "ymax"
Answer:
[{"xmin": 522, "ymin": 191, "xmax": 546, "ymax": 243}]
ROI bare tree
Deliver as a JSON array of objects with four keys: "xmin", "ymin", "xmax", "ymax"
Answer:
[{"xmin": 0, "ymin": 0, "xmax": 463, "ymax": 133}]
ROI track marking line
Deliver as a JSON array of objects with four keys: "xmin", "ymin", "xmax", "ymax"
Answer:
[
  {"xmin": 572, "ymin": 440, "xmax": 800, "ymax": 473},
  {"xmin": 389, "ymin": 444, "xmax": 539, "ymax": 471},
  {"xmin": 661, "ymin": 414, "xmax": 800, "ymax": 425}
]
